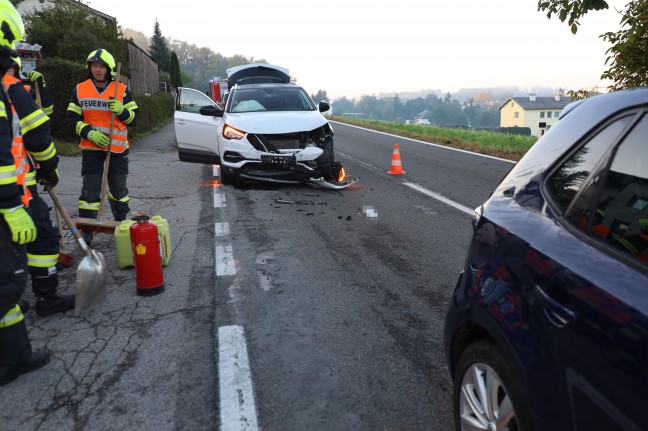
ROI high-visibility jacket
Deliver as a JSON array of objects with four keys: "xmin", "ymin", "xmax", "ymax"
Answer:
[
  {"xmin": 0, "ymin": 88, "xmax": 27, "ymax": 211},
  {"xmin": 76, "ymin": 79, "xmax": 129, "ymax": 153},
  {"xmin": 3, "ymin": 75, "xmax": 32, "ymax": 206}
]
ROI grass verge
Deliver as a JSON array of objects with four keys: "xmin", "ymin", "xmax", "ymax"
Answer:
[{"xmin": 330, "ymin": 116, "xmax": 537, "ymax": 161}]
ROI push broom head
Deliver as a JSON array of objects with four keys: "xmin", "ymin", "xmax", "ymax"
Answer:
[{"xmin": 75, "ymin": 217, "xmax": 121, "ymax": 234}]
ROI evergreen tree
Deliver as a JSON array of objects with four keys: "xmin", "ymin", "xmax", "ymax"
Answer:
[
  {"xmin": 170, "ymin": 51, "xmax": 182, "ymax": 88},
  {"xmin": 149, "ymin": 19, "xmax": 171, "ymax": 73}
]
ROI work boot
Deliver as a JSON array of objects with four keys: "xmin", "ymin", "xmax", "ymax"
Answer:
[
  {"xmin": 35, "ymin": 294, "xmax": 75, "ymax": 317},
  {"xmin": 18, "ymin": 299, "xmax": 30, "ymax": 314},
  {"xmin": 0, "ymin": 350, "xmax": 50, "ymax": 386}
]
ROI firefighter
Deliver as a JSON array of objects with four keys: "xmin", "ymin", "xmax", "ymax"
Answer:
[
  {"xmin": 0, "ymin": 0, "xmax": 51, "ymax": 385},
  {"xmin": 6, "ymin": 56, "xmax": 54, "ymax": 117},
  {"xmin": 3, "ymin": 57, "xmax": 75, "ymax": 317},
  {"xmin": 66, "ymin": 49, "xmax": 138, "ymax": 245}
]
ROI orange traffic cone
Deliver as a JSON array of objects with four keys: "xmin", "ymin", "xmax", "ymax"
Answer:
[{"xmin": 387, "ymin": 144, "xmax": 406, "ymax": 175}]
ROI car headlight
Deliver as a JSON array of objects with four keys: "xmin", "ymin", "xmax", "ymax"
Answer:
[{"xmin": 223, "ymin": 125, "xmax": 245, "ymax": 140}]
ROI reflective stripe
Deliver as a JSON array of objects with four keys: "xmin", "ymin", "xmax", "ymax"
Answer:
[
  {"xmin": 108, "ymin": 193, "xmax": 129, "ymax": 203},
  {"xmin": 94, "ymin": 126, "xmax": 128, "ymax": 138},
  {"xmin": 75, "ymin": 121, "xmax": 88, "ymax": 136},
  {"xmin": 67, "ymin": 103, "xmax": 82, "ymax": 116},
  {"xmin": 27, "ymin": 253, "xmax": 59, "ymax": 268},
  {"xmin": 0, "ymin": 165, "xmax": 17, "ymax": 185},
  {"xmin": 122, "ymin": 109, "xmax": 135, "ymax": 125},
  {"xmin": 42, "ymin": 105, "xmax": 53, "ymax": 116},
  {"xmin": 0, "ymin": 305, "xmax": 24, "ymax": 328},
  {"xmin": 20, "ymin": 109, "xmax": 48, "ymax": 135},
  {"xmin": 29, "ymin": 142, "xmax": 56, "ymax": 162},
  {"xmin": 79, "ymin": 200, "xmax": 100, "ymax": 211},
  {"xmin": 25, "ymin": 170, "xmax": 36, "ymax": 186}
]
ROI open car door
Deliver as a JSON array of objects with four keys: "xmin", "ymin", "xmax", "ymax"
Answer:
[{"xmin": 174, "ymin": 87, "xmax": 222, "ymax": 164}]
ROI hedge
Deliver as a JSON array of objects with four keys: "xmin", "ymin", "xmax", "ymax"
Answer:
[{"xmin": 36, "ymin": 57, "xmax": 173, "ymax": 142}]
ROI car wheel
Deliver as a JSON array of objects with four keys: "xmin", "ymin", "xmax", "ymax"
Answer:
[
  {"xmin": 453, "ymin": 340, "xmax": 534, "ymax": 431},
  {"xmin": 220, "ymin": 169, "xmax": 236, "ymax": 185}
]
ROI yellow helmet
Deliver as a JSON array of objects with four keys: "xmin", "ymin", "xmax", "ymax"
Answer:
[
  {"xmin": 0, "ymin": 0, "xmax": 24, "ymax": 58},
  {"xmin": 86, "ymin": 49, "xmax": 116, "ymax": 76}
]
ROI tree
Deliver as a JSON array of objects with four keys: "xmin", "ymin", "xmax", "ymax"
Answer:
[
  {"xmin": 149, "ymin": 19, "xmax": 171, "ymax": 73},
  {"xmin": 600, "ymin": 0, "xmax": 648, "ymax": 90},
  {"xmin": 169, "ymin": 51, "xmax": 182, "ymax": 88},
  {"xmin": 311, "ymin": 90, "xmax": 329, "ymax": 102},
  {"xmin": 537, "ymin": 0, "xmax": 648, "ymax": 90},
  {"xmin": 23, "ymin": 1, "xmax": 122, "ymax": 64}
]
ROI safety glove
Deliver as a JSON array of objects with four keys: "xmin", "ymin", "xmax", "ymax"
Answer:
[
  {"xmin": 0, "ymin": 206, "xmax": 37, "ymax": 244},
  {"xmin": 108, "ymin": 98, "xmax": 124, "ymax": 115},
  {"xmin": 88, "ymin": 130, "xmax": 110, "ymax": 148},
  {"xmin": 26, "ymin": 70, "xmax": 46, "ymax": 87},
  {"xmin": 36, "ymin": 167, "xmax": 59, "ymax": 188}
]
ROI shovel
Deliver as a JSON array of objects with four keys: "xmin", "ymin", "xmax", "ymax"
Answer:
[{"xmin": 46, "ymin": 187, "xmax": 107, "ymax": 316}]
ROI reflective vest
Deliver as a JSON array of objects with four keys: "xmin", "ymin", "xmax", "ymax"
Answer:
[
  {"xmin": 2, "ymin": 74, "xmax": 32, "ymax": 206},
  {"xmin": 77, "ymin": 79, "xmax": 129, "ymax": 153}
]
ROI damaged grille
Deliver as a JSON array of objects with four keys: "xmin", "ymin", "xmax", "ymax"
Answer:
[{"xmin": 247, "ymin": 124, "xmax": 334, "ymax": 153}]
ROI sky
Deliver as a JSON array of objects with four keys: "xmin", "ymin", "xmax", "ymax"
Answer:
[{"xmin": 82, "ymin": 0, "xmax": 628, "ymax": 100}]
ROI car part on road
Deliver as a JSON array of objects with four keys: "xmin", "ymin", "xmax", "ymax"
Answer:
[{"xmin": 46, "ymin": 187, "xmax": 107, "ymax": 316}]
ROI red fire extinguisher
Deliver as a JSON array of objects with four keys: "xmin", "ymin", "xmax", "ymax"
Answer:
[{"xmin": 130, "ymin": 214, "xmax": 165, "ymax": 296}]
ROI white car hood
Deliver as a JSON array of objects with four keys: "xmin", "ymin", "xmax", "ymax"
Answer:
[{"xmin": 224, "ymin": 111, "xmax": 328, "ymax": 134}]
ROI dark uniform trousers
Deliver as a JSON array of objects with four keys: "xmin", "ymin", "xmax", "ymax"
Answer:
[
  {"xmin": 0, "ymin": 219, "xmax": 32, "ymax": 368},
  {"xmin": 25, "ymin": 184, "xmax": 61, "ymax": 298},
  {"xmin": 79, "ymin": 149, "xmax": 129, "ymax": 221}
]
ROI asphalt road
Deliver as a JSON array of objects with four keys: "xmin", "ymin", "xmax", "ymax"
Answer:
[{"xmin": 0, "ymin": 120, "xmax": 514, "ymax": 430}]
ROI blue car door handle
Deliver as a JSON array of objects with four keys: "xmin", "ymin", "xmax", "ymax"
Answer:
[{"xmin": 535, "ymin": 285, "xmax": 577, "ymax": 328}]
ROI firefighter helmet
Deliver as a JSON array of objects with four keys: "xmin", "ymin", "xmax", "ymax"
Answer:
[
  {"xmin": 86, "ymin": 49, "xmax": 116, "ymax": 76},
  {"xmin": 0, "ymin": 0, "xmax": 24, "ymax": 59},
  {"xmin": 10, "ymin": 54, "xmax": 20, "ymax": 69}
]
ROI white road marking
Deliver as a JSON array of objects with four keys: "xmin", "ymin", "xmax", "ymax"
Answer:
[
  {"xmin": 338, "ymin": 152, "xmax": 475, "ymax": 216},
  {"xmin": 214, "ymin": 188, "xmax": 227, "ymax": 208},
  {"xmin": 215, "ymin": 222, "xmax": 230, "ymax": 237},
  {"xmin": 218, "ymin": 325, "xmax": 259, "ymax": 431},
  {"xmin": 403, "ymin": 182, "xmax": 474, "ymax": 215},
  {"xmin": 215, "ymin": 243, "xmax": 236, "ymax": 276}
]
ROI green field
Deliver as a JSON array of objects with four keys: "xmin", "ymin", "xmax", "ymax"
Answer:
[{"xmin": 330, "ymin": 116, "xmax": 537, "ymax": 161}]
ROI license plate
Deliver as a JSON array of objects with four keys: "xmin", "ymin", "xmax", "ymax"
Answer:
[{"xmin": 261, "ymin": 155, "xmax": 296, "ymax": 167}]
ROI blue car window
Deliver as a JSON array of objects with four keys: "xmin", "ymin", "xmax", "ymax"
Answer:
[
  {"xmin": 560, "ymin": 113, "xmax": 648, "ymax": 267},
  {"xmin": 547, "ymin": 115, "xmax": 632, "ymax": 212},
  {"xmin": 602, "ymin": 114, "xmax": 648, "ymax": 265}
]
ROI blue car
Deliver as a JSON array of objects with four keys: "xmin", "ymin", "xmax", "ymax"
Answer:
[{"xmin": 444, "ymin": 88, "xmax": 648, "ymax": 431}]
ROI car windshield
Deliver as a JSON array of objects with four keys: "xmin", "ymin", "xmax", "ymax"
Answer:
[{"xmin": 227, "ymin": 87, "xmax": 315, "ymax": 113}]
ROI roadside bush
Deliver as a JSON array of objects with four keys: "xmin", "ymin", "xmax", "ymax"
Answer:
[
  {"xmin": 38, "ymin": 57, "xmax": 87, "ymax": 141},
  {"xmin": 37, "ymin": 58, "xmax": 173, "ymax": 142},
  {"xmin": 131, "ymin": 92, "xmax": 175, "ymax": 139},
  {"xmin": 496, "ymin": 126, "xmax": 531, "ymax": 136}
]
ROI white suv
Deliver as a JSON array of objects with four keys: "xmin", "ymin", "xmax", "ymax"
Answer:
[{"xmin": 174, "ymin": 63, "xmax": 356, "ymax": 189}]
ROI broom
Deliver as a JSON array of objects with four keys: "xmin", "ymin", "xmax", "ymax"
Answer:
[
  {"xmin": 34, "ymin": 82, "xmax": 73, "ymax": 267},
  {"xmin": 75, "ymin": 62, "xmax": 123, "ymax": 234}
]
